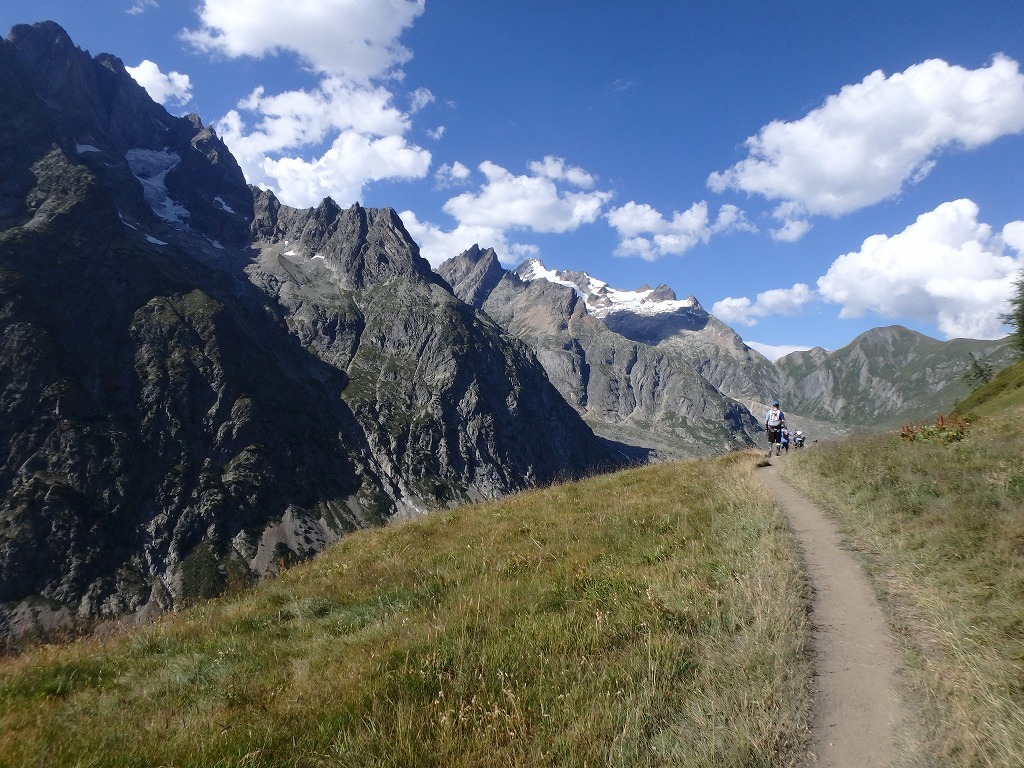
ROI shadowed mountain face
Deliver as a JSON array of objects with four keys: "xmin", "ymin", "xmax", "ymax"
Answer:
[{"xmin": 0, "ymin": 22, "xmax": 618, "ymax": 640}]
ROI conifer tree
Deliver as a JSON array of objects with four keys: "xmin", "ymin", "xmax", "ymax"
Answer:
[{"xmin": 1004, "ymin": 270, "xmax": 1024, "ymax": 357}]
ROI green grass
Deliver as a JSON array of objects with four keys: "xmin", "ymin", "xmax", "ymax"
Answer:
[
  {"xmin": 0, "ymin": 454, "xmax": 811, "ymax": 767},
  {"xmin": 781, "ymin": 391, "xmax": 1024, "ymax": 766}
]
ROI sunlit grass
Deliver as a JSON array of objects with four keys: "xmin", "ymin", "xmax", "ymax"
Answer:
[
  {"xmin": 782, "ymin": 402, "xmax": 1024, "ymax": 767},
  {"xmin": 0, "ymin": 453, "xmax": 810, "ymax": 767}
]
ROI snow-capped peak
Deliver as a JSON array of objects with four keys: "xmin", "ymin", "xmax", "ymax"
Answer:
[{"xmin": 516, "ymin": 258, "xmax": 698, "ymax": 318}]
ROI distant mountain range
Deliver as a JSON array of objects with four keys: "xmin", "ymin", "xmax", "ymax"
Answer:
[
  {"xmin": 0, "ymin": 21, "xmax": 1014, "ymax": 640},
  {"xmin": 441, "ymin": 249, "xmax": 1014, "ymax": 450}
]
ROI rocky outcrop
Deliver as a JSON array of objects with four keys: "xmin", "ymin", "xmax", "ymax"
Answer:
[{"xmin": 0, "ymin": 22, "xmax": 617, "ymax": 642}]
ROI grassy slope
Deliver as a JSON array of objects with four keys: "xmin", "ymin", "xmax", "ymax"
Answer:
[
  {"xmin": 781, "ymin": 359, "xmax": 1024, "ymax": 767},
  {"xmin": 0, "ymin": 455, "xmax": 810, "ymax": 768},
  {"xmin": 954, "ymin": 357, "xmax": 1024, "ymax": 418}
]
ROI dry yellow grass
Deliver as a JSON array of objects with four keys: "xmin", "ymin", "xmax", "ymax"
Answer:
[
  {"xmin": 782, "ymin": 403, "xmax": 1024, "ymax": 767},
  {"xmin": 0, "ymin": 453, "xmax": 811, "ymax": 767}
]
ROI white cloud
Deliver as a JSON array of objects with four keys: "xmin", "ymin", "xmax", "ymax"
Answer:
[
  {"xmin": 127, "ymin": 0, "xmax": 159, "ymax": 15},
  {"xmin": 817, "ymin": 199, "xmax": 1024, "ymax": 338},
  {"xmin": 187, "ymin": 0, "xmax": 432, "ymax": 209},
  {"xmin": 409, "ymin": 87, "xmax": 434, "ymax": 113},
  {"xmin": 125, "ymin": 60, "xmax": 192, "ymax": 106},
  {"xmin": 708, "ymin": 56, "xmax": 1024, "ymax": 223},
  {"xmin": 402, "ymin": 158, "xmax": 610, "ymax": 266},
  {"xmin": 527, "ymin": 156, "xmax": 596, "ymax": 189},
  {"xmin": 216, "ymin": 79, "xmax": 412, "ymax": 164},
  {"xmin": 745, "ymin": 341, "xmax": 816, "ymax": 361},
  {"xmin": 259, "ymin": 131, "xmax": 431, "ymax": 208},
  {"xmin": 400, "ymin": 210, "xmax": 535, "ymax": 267},
  {"xmin": 606, "ymin": 201, "xmax": 753, "ymax": 260},
  {"xmin": 442, "ymin": 160, "xmax": 612, "ymax": 234},
  {"xmin": 434, "ymin": 161, "xmax": 471, "ymax": 189},
  {"xmin": 183, "ymin": 0, "xmax": 425, "ymax": 82},
  {"xmin": 769, "ymin": 201, "xmax": 812, "ymax": 242},
  {"xmin": 712, "ymin": 284, "xmax": 815, "ymax": 326}
]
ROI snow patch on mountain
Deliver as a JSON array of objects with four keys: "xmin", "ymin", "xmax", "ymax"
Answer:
[
  {"xmin": 126, "ymin": 148, "xmax": 190, "ymax": 224},
  {"xmin": 517, "ymin": 258, "xmax": 698, "ymax": 317}
]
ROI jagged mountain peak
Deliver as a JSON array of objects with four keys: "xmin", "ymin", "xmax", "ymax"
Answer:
[
  {"xmin": 438, "ymin": 245, "xmax": 506, "ymax": 308},
  {"xmin": 250, "ymin": 192, "xmax": 442, "ymax": 291}
]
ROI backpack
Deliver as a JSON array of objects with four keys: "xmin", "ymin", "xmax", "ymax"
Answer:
[{"xmin": 766, "ymin": 408, "xmax": 782, "ymax": 428}]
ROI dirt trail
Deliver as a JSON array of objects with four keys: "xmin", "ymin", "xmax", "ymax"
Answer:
[{"xmin": 758, "ymin": 459, "xmax": 909, "ymax": 767}]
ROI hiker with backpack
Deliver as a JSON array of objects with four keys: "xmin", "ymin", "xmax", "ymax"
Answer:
[{"xmin": 765, "ymin": 400, "xmax": 786, "ymax": 456}]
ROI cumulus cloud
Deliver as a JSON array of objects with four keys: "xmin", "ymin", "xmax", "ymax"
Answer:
[
  {"xmin": 185, "ymin": 0, "xmax": 431, "ymax": 208},
  {"xmin": 409, "ymin": 87, "xmax": 434, "ymax": 113},
  {"xmin": 714, "ymin": 200, "xmax": 1024, "ymax": 339},
  {"xmin": 527, "ymin": 156, "xmax": 596, "ymax": 188},
  {"xmin": 402, "ymin": 157, "xmax": 610, "ymax": 265},
  {"xmin": 817, "ymin": 199, "xmax": 1024, "ymax": 338},
  {"xmin": 216, "ymin": 79, "xmax": 411, "ymax": 157},
  {"xmin": 712, "ymin": 284, "xmax": 815, "ymax": 326},
  {"xmin": 183, "ymin": 0, "xmax": 425, "ymax": 82},
  {"xmin": 607, "ymin": 201, "xmax": 754, "ymax": 260},
  {"xmin": 259, "ymin": 132, "xmax": 431, "ymax": 209},
  {"xmin": 442, "ymin": 159, "xmax": 612, "ymax": 234},
  {"xmin": 126, "ymin": 60, "xmax": 192, "ymax": 106},
  {"xmin": 708, "ymin": 56, "xmax": 1024, "ymax": 228},
  {"xmin": 434, "ymin": 161, "xmax": 471, "ymax": 189},
  {"xmin": 127, "ymin": 0, "xmax": 159, "ymax": 15}
]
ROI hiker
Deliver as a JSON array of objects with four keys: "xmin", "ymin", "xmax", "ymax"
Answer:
[
  {"xmin": 765, "ymin": 400, "xmax": 786, "ymax": 456},
  {"xmin": 781, "ymin": 426, "xmax": 790, "ymax": 453},
  {"xmin": 793, "ymin": 430, "xmax": 806, "ymax": 449}
]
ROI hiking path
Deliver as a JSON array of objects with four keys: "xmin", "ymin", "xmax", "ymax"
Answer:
[{"xmin": 759, "ymin": 458, "xmax": 910, "ymax": 767}]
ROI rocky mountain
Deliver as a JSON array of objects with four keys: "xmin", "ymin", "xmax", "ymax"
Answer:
[
  {"xmin": 513, "ymin": 259, "xmax": 784, "ymax": 414},
  {"xmin": 438, "ymin": 247, "xmax": 763, "ymax": 458},
  {"xmin": 776, "ymin": 326, "xmax": 1016, "ymax": 428},
  {"xmin": 0, "ymin": 21, "xmax": 617, "ymax": 641},
  {"xmin": 1, "ymin": 20, "xmax": 1013, "ymax": 644},
  {"xmin": 448, "ymin": 254, "xmax": 1015, "ymax": 442}
]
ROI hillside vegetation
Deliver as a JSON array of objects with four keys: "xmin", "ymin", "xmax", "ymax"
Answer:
[
  {"xmin": 0, "ymin": 456, "xmax": 810, "ymax": 767},
  {"xmin": 782, "ymin": 358, "xmax": 1024, "ymax": 766}
]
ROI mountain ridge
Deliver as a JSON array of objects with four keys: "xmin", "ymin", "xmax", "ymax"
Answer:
[
  {"xmin": 0, "ymin": 21, "xmax": 618, "ymax": 640},
  {"xmin": 459, "ymin": 252, "xmax": 1015, "ymax": 437}
]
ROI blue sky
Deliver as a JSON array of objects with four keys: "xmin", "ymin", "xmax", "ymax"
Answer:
[{"xmin": 5, "ymin": 1, "xmax": 1024, "ymax": 358}]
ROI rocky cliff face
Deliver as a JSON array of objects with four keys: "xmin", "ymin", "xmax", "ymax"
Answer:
[
  {"xmin": 0, "ymin": 22, "xmax": 616, "ymax": 642},
  {"xmin": 439, "ymin": 247, "xmax": 763, "ymax": 458}
]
